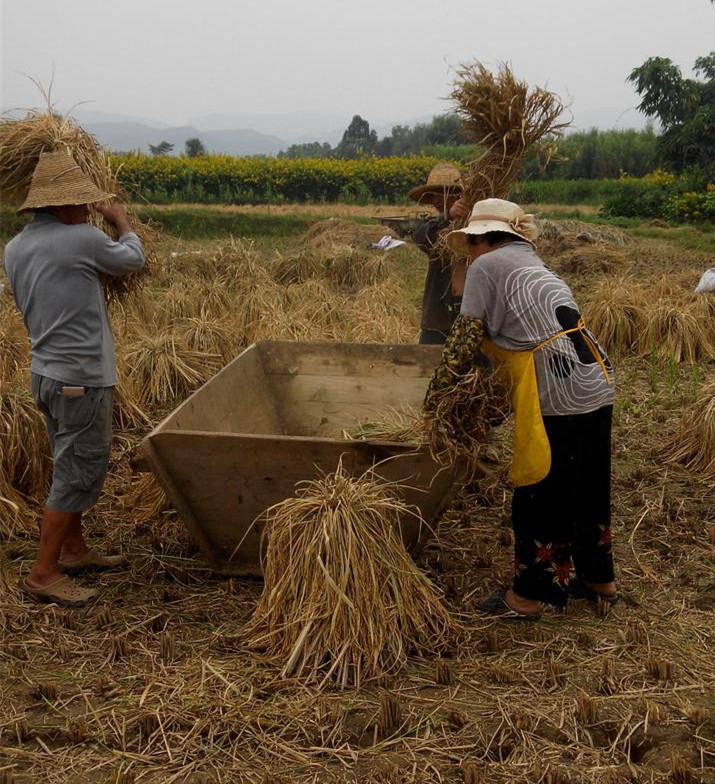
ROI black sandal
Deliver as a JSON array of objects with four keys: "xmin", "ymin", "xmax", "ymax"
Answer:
[
  {"xmin": 475, "ymin": 589, "xmax": 542, "ymax": 621},
  {"xmin": 568, "ymin": 578, "xmax": 619, "ymax": 606}
]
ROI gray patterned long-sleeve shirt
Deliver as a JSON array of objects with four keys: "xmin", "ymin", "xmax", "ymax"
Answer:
[{"xmin": 460, "ymin": 240, "xmax": 614, "ymax": 416}]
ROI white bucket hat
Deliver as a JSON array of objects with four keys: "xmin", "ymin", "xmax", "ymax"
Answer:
[{"xmin": 447, "ymin": 198, "xmax": 538, "ymax": 255}]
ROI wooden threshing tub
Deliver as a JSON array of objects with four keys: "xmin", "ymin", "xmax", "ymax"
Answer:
[{"xmin": 137, "ymin": 340, "xmax": 467, "ymax": 576}]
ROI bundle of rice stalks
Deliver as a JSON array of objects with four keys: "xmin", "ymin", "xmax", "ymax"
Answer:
[
  {"xmin": 272, "ymin": 250, "xmax": 325, "ymax": 286},
  {"xmin": 664, "ymin": 383, "xmax": 715, "ymax": 479},
  {"xmin": 113, "ymin": 375, "xmax": 152, "ymax": 432},
  {"xmin": 263, "ymin": 280, "xmax": 347, "ymax": 341},
  {"xmin": 230, "ymin": 276, "xmax": 286, "ymax": 346},
  {"xmin": 0, "ymin": 107, "xmax": 157, "ymax": 301},
  {"xmin": 323, "ymin": 245, "xmax": 389, "ymax": 292},
  {"xmin": 641, "ymin": 302, "xmax": 712, "ymax": 363},
  {"xmin": 581, "ymin": 278, "xmax": 647, "ymax": 355},
  {"xmin": 245, "ymin": 465, "xmax": 454, "ymax": 689},
  {"xmin": 349, "ymin": 280, "xmax": 417, "ymax": 344},
  {"xmin": 423, "ymin": 366, "xmax": 511, "ymax": 470},
  {"xmin": 121, "ymin": 332, "xmax": 220, "ymax": 405},
  {"xmin": 537, "ymin": 219, "xmax": 631, "ymax": 252},
  {"xmin": 0, "ymin": 382, "xmax": 50, "ymax": 537},
  {"xmin": 181, "ymin": 308, "xmax": 237, "ymax": 363},
  {"xmin": 0, "ymin": 307, "xmax": 29, "ymax": 381},
  {"xmin": 343, "ymin": 406, "xmax": 425, "ymax": 445},
  {"xmin": 273, "ymin": 245, "xmax": 389, "ymax": 292},
  {"xmin": 122, "ymin": 474, "xmax": 172, "ymax": 525},
  {"xmin": 450, "ymin": 62, "xmax": 569, "ymax": 204},
  {"xmin": 301, "ymin": 219, "xmax": 392, "ymax": 249}
]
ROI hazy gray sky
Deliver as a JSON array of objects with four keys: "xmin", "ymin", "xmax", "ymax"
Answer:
[{"xmin": 2, "ymin": 0, "xmax": 714, "ymax": 133}]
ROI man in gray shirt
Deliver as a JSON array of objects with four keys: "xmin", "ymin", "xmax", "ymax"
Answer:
[{"xmin": 3, "ymin": 150, "xmax": 145, "ymax": 606}]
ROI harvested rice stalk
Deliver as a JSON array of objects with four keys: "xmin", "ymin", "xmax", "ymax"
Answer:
[
  {"xmin": 113, "ymin": 374, "xmax": 152, "ymax": 432},
  {"xmin": 0, "ymin": 307, "xmax": 29, "ymax": 381},
  {"xmin": 180, "ymin": 308, "xmax": 237, "ymax": 363},
  {"xmin": 301, "ymin": 218, "xmax": 392, "ymax": 249},
  {"xmin": 0, "ymin": 107, "xmax": 157, "ymax": 301},
  {"xmin": 245, "ymin": 464, "xmax": 454, "ymax": 689},
  {"xmin": 581, "ymin": 278, "xmax": 647, "ymax": 355},
  {"xmin": 664, "ymin": 383, "xmax": 715, "ymax": 478},
  {"xmin": 423, "ymin": 318, "xmax": 510, "ymax": 469},
  {"xmin": 321, "ymin": 245, "xmax": 388, "ymax": 291},
  {"xmin": 272, "ymin": 250, "xmax": 324, "ymax": 286},
  {"xmin": 451, "ymin": 62, "xmax": 568, "ymax": 205},
  {"xmin": 122, "ymin": 332, "xmax": 220, "ymax": 405},
  {"xmin": 641, "ymin": 302, "xmax": 712, "ymax": 363},
  {"xmin": 350, "ymin": 279, "xmax": 417, "ymax": 344},
  {"xmin": 123, "ymin": 474, "xmax": 172, "ymax": 525},
  {"xmin": 343, "ymin": 406, "xmax": 425, "ymax": 445},
  {"xmin": 0, "ymin": 383, "xmax": 50, "ymax": 538}
]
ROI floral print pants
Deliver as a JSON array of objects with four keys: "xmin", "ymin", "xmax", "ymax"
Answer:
[{"xmin": 511, "ymin": 405, "xmax": 615, "ymax": 607}]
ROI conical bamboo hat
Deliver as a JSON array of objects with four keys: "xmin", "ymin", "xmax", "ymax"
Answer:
[
  {"xmin": 18, "ymin": 149, "xmax": 113, "ymax": 212},
  {"xmin": 408, "ymin": 163, "xmax": 463, "ymax": 203}
]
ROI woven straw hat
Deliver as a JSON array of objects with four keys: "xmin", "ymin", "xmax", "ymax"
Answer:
[
  {"xmin": 408, "ymin": 163, "xmax": 463, "ymax": 203},
  {"xmin": 18, "ymin": 150, "xmax": 113, "ymax": 212},
  {"xmin": 447, "ymin": 198, "xmax": 539, "ymax": 255}
]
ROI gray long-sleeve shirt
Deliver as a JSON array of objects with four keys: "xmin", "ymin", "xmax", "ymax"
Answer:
[{"xmin": 2, "ymin": 211, "xmax": 145, "ymax": 387}]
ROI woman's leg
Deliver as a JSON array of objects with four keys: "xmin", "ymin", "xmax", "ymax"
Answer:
[
  {"xmin": 572, "ymin": 406, "xmax": 615, "ymax": 592},
  {"xmin": 511, "ymin": 414, "xmax": 584, "ymax": 608}
]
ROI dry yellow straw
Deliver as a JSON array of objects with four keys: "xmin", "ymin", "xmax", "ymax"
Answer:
[{"xmin": 245, "ymin": 464, "xmax": 454, "ymax": 690}]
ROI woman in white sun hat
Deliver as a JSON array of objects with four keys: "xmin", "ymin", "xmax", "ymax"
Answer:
[{"xmin": 426, "ymin": 198, "xmax": 617, "ymax": 620}]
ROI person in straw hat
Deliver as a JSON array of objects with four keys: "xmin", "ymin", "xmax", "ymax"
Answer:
[
  {"xmin": 2, "ymin": 149, "xmax": 145, "ymax": 607},
  {"xmin": 426, "ymin": 198, "xmax": 617, "ymax": 620},
  {"xmin": 408, "ymin": 163, "xmax": 470, "ymax": 344}
]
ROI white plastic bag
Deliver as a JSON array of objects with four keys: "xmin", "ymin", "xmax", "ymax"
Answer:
[{"xmin": 695, "ymin": 268, "xmax": 715, "ymax": 293}]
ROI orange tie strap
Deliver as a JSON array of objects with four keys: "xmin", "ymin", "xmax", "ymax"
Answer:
[{"xmin": 534, "ymin": 318, "xmax": 612, "ymax": 385}]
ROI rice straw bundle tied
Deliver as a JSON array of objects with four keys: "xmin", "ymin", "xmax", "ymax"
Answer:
[{"xmin": 245, "ymin": 464, "xmax": 454, "ymax": 690}]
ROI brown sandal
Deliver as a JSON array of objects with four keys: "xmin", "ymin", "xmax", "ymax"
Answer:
[
  {"xmin": 59, "ymin": 548, "xmax": 128, "ymax": 575},
  {"xmin": 22, "ymin": 576, "xmax": 98, "ymax": 607}
]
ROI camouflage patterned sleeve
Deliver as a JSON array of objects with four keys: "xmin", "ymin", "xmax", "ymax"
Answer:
[{"xmin": 424, "ymin": 315, "xmax": 486, "ymax": 411}]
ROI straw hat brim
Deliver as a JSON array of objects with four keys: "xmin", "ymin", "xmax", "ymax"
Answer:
[
  {"xmin": 18, "ymin": 182, "xmax": 113, "ymax": 212},
  {"xmin": 408, "ymin": 183, "xmax": 463, "ymax": 203},
  {"xmin": 447, "ymin": 221, "xmax": 535, "ymax": 255}
]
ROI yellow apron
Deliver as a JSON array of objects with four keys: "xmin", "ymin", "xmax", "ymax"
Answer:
[{"xmin": 481, "ymin": 320, "xmax": 611, "ymax": 488}]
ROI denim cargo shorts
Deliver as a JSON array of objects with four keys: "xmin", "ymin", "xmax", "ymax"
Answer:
[{"xmin": 31, "ymin": 373, "xmax": 114, "ymax": 513}]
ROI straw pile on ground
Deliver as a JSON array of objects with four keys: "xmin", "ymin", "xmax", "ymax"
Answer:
[
  {"xmin": 665, "ymin": 382, "xmax": 715, "ymax": 478},
  {"xmin": 582, "ymin": 276, "xmax": 715, "ymax": 361},
  {"xmin": 301, "ymin": 218, "xmax": 393, "ymax": 249},
  {"xmin": 581, "ymin": 277, "xmax": 648, "ymax": 356},
  {"xmin": 0, "ymin": 108, "xmax": 156, "ymax": 300},
  {"xmin": 0, "ymin": 382, "xmax": 50, "ymax": 537},
  {"xmin": 245, "ymin": 466, "xmax": 454, "ymax": 690}
]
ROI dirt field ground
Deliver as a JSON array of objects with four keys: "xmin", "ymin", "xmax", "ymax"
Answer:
[{"xmin": 1, "ymin": 208, "xmax": 714, "ymax": 784}]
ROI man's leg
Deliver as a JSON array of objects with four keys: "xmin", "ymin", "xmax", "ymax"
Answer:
[
  {"xmin": 419, "ymin": 328, "xmax": 447, "ymax": 345},
  {"xmin": 27, "ymin": 506, "xmax": 81, "ymax": 587}
]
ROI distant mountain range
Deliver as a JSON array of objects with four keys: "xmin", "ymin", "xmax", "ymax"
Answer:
[
  {"xmin": 83, "ymin": 121, "xmax": 288, "ymax": 156},
  {"xmin": 0, "ymin": 107, "xmax": 439, "ymax": 155}
]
